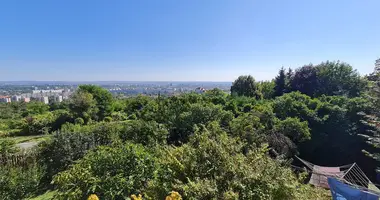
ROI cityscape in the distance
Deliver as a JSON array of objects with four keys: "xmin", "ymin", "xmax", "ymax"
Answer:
[{"xmin": 0, "ymin": 81, "xmax": 232, "ymax": 104}]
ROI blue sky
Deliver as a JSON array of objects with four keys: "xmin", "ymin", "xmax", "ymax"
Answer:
[{"xmin": 0, "ymin": 0, "xmax": 379, "ymax": 81}]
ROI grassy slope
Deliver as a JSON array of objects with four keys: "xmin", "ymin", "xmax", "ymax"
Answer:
[
  {"xmin": 26, "ymin": 191, "xmax": 57, "ymax": 200},
  {"xmin": 0, "ymin": 135, "xmax": 50, "ymax": 144}
]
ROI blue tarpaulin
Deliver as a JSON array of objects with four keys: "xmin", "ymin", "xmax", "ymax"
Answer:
[{"xmin": 328, "ymin": 178, "xmax": 378, "ymax": 200}]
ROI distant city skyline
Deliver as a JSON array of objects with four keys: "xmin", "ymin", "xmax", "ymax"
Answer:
[{"xmin": 1, "ymin": 0, "xmax": 379, "ymax": 81}]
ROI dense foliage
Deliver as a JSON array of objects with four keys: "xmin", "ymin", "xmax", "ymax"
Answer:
[
  {"xmin": 53, "ymin": 143, "xmax": 156, "ymax": 200},
  {"xmin": 361, "ymin": 59, "xmax": 380, "ymax": 170},
  {"xmin": 231, "ymin": 75, "xmax": 262, "ymax": 99},
  {"xmin": 0, "ymin": 163, "xmax": 45, "ymax": 200},
  {"xmin": 1, "ymin": 59, "xmax": 380, "ymax": 199}
]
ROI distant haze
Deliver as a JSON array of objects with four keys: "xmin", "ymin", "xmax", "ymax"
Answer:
[{"xmin": 0, "ymin": 81, "xmax": 233, "ymax": 86}]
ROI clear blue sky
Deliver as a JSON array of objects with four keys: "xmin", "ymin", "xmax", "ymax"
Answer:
[{"xmin": 0, "ymin": 0, "xmax": 379, "ymax": 81}]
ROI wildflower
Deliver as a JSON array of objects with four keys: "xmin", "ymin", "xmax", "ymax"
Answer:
[
  {"xmin": 165, "ymin": 191, "xmax": 182, "ymax": 200},
  {"xmin": 87, "ymin": 194, "xmax": 99, "ymax": 200},
  {"xmin": 131, "ymin": 194, "xmax": 143, "ymax": 200}
]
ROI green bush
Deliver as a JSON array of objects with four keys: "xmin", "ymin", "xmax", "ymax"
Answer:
[
  {"xmin": 0, "ymin": 164, "xmax": 45, "ymax": 200},
  {"xmin": 169, "ymin": 103, "xmax": 231, "ymax": 143},
  {"xmin": 50, "ymin": 109, "xmax": 74, "ymax": 131},
  {"xmin": 74, "ymin": 117, "xmax": 85, "ymax": 125},
  {"xmin": 104, "ymin": 116, "xmax": 113, "ymax": 122},
  {"xmin": 273, "ymin": 117, "xmax": 311, "ymax": 143},
  {"xmin": 39, "ymin": 123, "xmax": 120, "ymax": 183},
  {"xmin": 147, "ymin": 123, "xmax": 326, "ymax": 200},
  {"xmin": 119, "ymin": 120, "xmax": 168, "ymax": 146},
  {"xmin": 39, "ymin": 122, "xmax": 127, "ymax": 185},
  {"xmin": 110, "ymin": 111, "xmax": 128, "ymax": 121},
  {"xmin": 22, "ymin": 112, "xmax": 55, "ymax": 135},
  {"xmin": 0, "ymin": 139, "xmax": 19, "ymax": 157},
  {"xmin": 53, "ymin": 143, "xmax": 156, "ymax": 200},
  {"xmin": 38, "ymin": 131, "xmax": 96, "ymax": 184}
]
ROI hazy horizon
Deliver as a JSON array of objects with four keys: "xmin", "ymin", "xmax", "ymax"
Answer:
[{"xmin": 0, "ymin": 80, "xmax": 233, "ymax": 83}]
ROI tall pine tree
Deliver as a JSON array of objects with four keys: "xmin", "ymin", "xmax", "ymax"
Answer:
[
  {"xmin": 285, "ymin": 67, "xmax": 293, "ymax": 93},
  {"xmin": 274, "ymin": 67, "xmax": 286, "ymax": 97},
  {"xmin": 361, "ymin": 59, "xmax": 380, "ymax": 168}
]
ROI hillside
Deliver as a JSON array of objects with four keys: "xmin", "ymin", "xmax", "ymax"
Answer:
[{"xmin": 1, "ymin": 60, "xmax": 380, "ymax": 199}]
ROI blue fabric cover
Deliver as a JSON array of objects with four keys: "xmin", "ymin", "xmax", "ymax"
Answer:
[{"xmin": 328, "ymin": 178, "xmax": 378, "ymax": 200}]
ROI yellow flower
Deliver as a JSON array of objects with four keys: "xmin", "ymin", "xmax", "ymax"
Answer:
[
  {"xmin": 131, "ymin": 194, "xmax": 143, "ymax": 200},
  {"xmin": 165, "ymin": 191, "xmax": 182, "ymax": 200},
  {"xmin": 87, "ymin": 194, "xmax": 99, "ymax": 200}
]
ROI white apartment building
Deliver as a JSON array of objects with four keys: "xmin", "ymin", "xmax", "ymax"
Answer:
[{"xmin": 0, "ymin": 96, "xmax": 11, "ymax": 103}]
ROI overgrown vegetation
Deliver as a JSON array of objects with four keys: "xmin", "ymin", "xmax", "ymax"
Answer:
[{"xmin": 1, "ymin": 60, "xmax": 380, "ymax": 199}]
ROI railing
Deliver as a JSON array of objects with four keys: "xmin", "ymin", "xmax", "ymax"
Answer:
[{"xmin": 0, "ymin": 149, "xmax": 39, "ymax": 167}]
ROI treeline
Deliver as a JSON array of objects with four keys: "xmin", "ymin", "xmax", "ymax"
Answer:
[
  {"xmin": 232, "ymin": 61, "xmax": 366, "ymax": 99},
  {"xmin": 0, "ymin": 60, "xmax": 379, "ymax": 200}
]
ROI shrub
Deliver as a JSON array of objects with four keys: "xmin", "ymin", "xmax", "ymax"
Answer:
[
  {"xmin": 273, "ymin": 117, "xmax": 311, "ymax": 143},
  {"xmin": 74, "ymin": 117, "xmax": 85, "ymax": 125},
  {"xmin": 104, "ymin": 116, "xmax": 112, "ymax": 122},
  {"xmin": 119, "ymin": 120, "xmax": 168, "ymax": 146},
  {"xmin": 169, "ymin": 103, "xmax": 230, "ymax": 143},
  {"xmin": 147, "ymin": 123, "xmax": 326, "ymax": 200},
  {"xmin": 51, "ymin": 109, "xmax": 74, "ymax": 131},
  {"xmin": 22, "ymin": 112, "xmax": 55, "ymax": 135},
  {"xmin": 0, "ymin": 164, "xmax": 45, "ymax": 200},
  {"xmin": 39, "ymin": 122, "xmax": 123, "ymax": 184},
  {"xmin": 0, "ymin": 139, "xmax": 19, "ymax": 157},
  {"xmin": 53, "ymin": 143, "xmax": 156, "ymax": 200},
  {"xmin": 111, "ymin": 111, "xmax": 128, "ymax": 121}
]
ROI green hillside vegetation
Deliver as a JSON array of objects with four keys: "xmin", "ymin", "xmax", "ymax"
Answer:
[{"xmin": 1, "ymin": 60, "xmax": 380, "ymax": 199}]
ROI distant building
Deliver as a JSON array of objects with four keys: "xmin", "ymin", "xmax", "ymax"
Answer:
[
  {"xmin": 12, "ymin": 96, "xmax": 21, "ymax": 102},
  {"xmin": 195, "ymin": 87, "xmax": 206, "ymax": 94},
  {"xmin": 51, "ymin": 96, "xmax": 63, "ymax": 103},
  {"xmin": 40, "ymin": 96, "xmax": 49, "ymax": 104},
  {"xmin": 0, "ymin": 96, "xmax": 11, "ymax": 103},
  {"xmin": 32, "ymin": 89, "xmax": 63, "ymax": 94},
  {"xmin": 22, "ymin": 97, "xmax": 31, "ymax": 103},
  {"xmin": 62, "ymin": 95, "xmax": 70, "ymax": 100}
]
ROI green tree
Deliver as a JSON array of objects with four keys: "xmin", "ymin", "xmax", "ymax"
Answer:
[
  {"xmin": 273, "ymin": 92, "xmax": 372, "ymax": 168},
  {"xmin": 273, "ymin": 117, "xmax": 310, "ymax": 143},
  {"xmin": 290, "ymin": 61, "xmax": 367, "ymax": 97},
  {"xmin": 230, "ymin": 112, "xmax": 265, "ymax": 149},
  {"xmin": 361, "ymin": 59, "xmax": 380, "ymax": 169},
  {"xmin": 169, "ymin": 103, "xmax": 232, "ymax": 143},
  {"xmin": 315, "ymin": 61, "xmax": 367, "ymax": 97},
  {"xmin": 290, "ymin": 64, "xmax": 318, "ymax": 97},
  {"xmin": 39, "ymin": 122, "xmax": 124, "ymax": 183},
  {"xmin": 272, "ymin": 92, "xmax": 320, "ymax": 123},
  {"xmin": 123, "ymin": 95, "xmax": 154, "ymax": 118},
  {"xmin": 77, "ymin": 85, "xmax": 114, "ymax": 120},
  {"xmin": 148, "ymin": 123, "xmax": 326, "ymax": 200},
  {"xmin": 205, "ymin": 88, "xmax": 227, "ymax": 105},
  {"xmin": 25, "ymin": 101, "xmax": 49, "ymax": 116},
  {"xmin": 53, "ymin": 143, "xmax": 156, "ymax": 200},
  {"xmin": 367, "ymin": 58, "xmax": 380, "ymax": 81},
  {"xmin": 285, "ymin": 67, "xmax": 293, "ymax": 92},
  {"xmin": 119, "ymin": 120, "xmax": 168, "ymax": 146},
  {"xmin": 0, "ymin": 102, "xmax": 27, "ymax": 119},
  {"xmin": 69, "ymin": 90, "xmax": 98, "ymax": 123},
  {"xmin": 274, "ymin": 67, "xmax": 286, "ymax": 97},
  {"xmin": 258, "ymin": 81, "xmax": 275, "ymax": 99},
  {"xmin": 0, "ymin": 139, "xmax": 19, "ymax": 157},
  {"xmin": 231, "ymin": 75, "xmax": 262, "ymax": 99},
  {"xmin": 0, "ymin": 164, "xmax": 45, "ymax": 200},
  {"xmin": 23, "ymin": 112, "xmax": 55, "ymax": 135}
]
